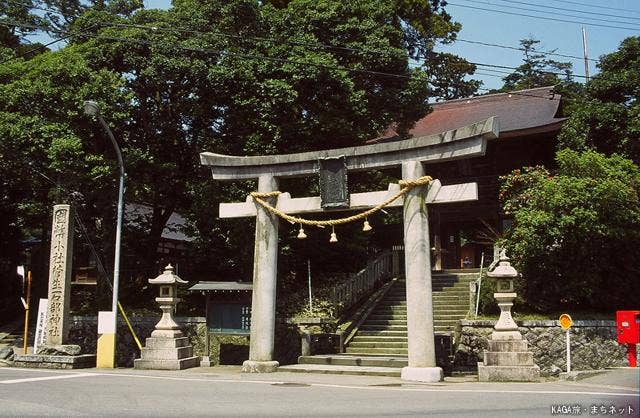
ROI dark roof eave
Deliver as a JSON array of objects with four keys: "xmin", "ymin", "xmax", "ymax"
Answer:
[{"xmin": 497, "ymin": 119, "xmax": 567, "ymax": 139}]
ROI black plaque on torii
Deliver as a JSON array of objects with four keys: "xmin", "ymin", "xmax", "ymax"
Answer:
[{"xmin": 319, "ymin": 156, "xmax": 349, "ymax": 209}]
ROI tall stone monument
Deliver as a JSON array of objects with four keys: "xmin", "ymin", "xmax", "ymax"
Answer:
[
  {"xmin": 14, "ymin": 204, "xmax": 96, "ymax": 369},
  {"xmin": 45, "ymin": 204, "xmax": 75, "ymax": 345}
]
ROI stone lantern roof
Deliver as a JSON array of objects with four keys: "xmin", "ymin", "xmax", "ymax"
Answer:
[
  {"xmin": 148, "ymin": 264, "xmax": 188, "ymax": 285},
  {"xmin": 487, "ymin": 251, "xmax": 518, "ymax": 279}
]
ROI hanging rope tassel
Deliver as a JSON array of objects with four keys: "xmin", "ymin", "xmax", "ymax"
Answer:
[{"xmin": 329, "ymin": 226, "xmax": 338, "ymax": 243}]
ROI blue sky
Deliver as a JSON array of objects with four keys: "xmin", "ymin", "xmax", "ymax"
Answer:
[
  {"xmin": 140, "ymin": 0, "xmax": 639, "ymax": 91},
  {"xmin": 437, "ymin": 0, "xmax": 640, "ymax": 90}
]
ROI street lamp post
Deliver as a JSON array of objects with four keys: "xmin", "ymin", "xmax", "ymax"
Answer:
[{"xmin": 84, "ymin": 100, "xmax": 124, "ymax": 367}]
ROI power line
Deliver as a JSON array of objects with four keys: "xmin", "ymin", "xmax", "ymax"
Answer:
[
  {"xmin": 106, "ymin": 21, "xmax": 600, "ymax": 64},
  {"xmin": 4, "ymin": 1, "xmax": 614, "ymax": 64},
  {"xmin": 447, "ymin": 1, "xmax": 640, "ymax": 31},
  {"xmin": 94, "ymin": 21, "xmax": 595, "ymax": 80},
  {"xmin": 466, "ymin": 0, "xmax": 640, "ymax": 23},
  {"xmin": 549, "ymin": 0, "xmax": 640, "ymax": 15},
  {"xmin": 455, "ymin": 38, "xmax": 598, "ymax": 63},
  {"xmin": 0, "ymin": 19, "xmax": 596, "ymax": 101},
  {"xmin": 0, "ymin": 19, "xmax": 595, "ymax": 83},
  {"xmin": 0, "ymin": 32, "xmax": 72, "ymax": 64}
]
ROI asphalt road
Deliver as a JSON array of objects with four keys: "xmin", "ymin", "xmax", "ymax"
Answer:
[{"xmin": 0, "ymin": 366, "xmax": 637, "ymax": 417}]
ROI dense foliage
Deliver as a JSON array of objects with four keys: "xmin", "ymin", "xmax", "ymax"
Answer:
[
  {"xmin": 558, "ymin": 36, "xmax": 640, "ymax": 164},
  {"xmin": 1, "ymin": 0, "xmax": 480, "ymax": 313},
  {"xmin": 490, "ymin": 38, "xmax": 574, "ymax": 93},
  {"xmin": 501, "ymin": 150, "xmax": 640, "ymax": 311}
]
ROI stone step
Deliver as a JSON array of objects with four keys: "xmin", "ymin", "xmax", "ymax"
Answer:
[
  {"xmin": 351, "ymin": 336, "xmax": 407, "ymax": 343},
  {"xmin": 432, "ymin": 300, "xmax": 467, "ymax": 306},
  {"xmin": 362, "ymin": 319, "xmax": 407, "ymax": 326},
  {"xmin": 357, "ymin": 330, "xmax": 408, "ymax": 337},
  {"xmin": 348, "ymin": 341, "xmax": 408, "ymax": 349},
  {"xmin": 345, "ymin": 347, "xmax": 408, "ymax": 355},
  {"xmin": 368, "ymin": 314, "xmax": 407, "ymax": 320},
  {"xmin": 299, "ymin": 355, "xmax": 407, "ymax": 368},
  {"xmin": 279, "ymin": 364, "xmax": 401, "ymax": 377},
  {"xmin": 432, "ymin": 295, "xmax": 467, "ymax": 301},
  {"xmin": 359, "ymin": 324, "xmax": 407, "ymax": 331},
  {"xmin": 374, "ymin": 306, "xmax": 407, "ymax": 312},
  {"xmin": 434, "ymin": 290, "xmax": 469, "ymax": 296},
  {"xmin": 433, "ymin": 311, "xmax": 467, "ymax": 316}
]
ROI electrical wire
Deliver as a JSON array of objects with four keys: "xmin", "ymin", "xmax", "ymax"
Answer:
[
  {"xmin": 455, "ymin": 38, "xmax": 599, "ymax": 63},
  {"xmin": 446, "ymin": 1, "xmax": 640, "ymax": 31},
  {"xmin": 458, "ymin": 0, "xmax": 640, "ymax": 26},
  {"xmin": 0, "ymin": 19, "xmax": 600, "ymax": 101},
  {"xmin": 549, "ymin": 0, "xmax": 640, "ymax": 15}
]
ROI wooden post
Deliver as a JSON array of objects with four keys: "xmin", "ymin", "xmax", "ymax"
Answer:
[{"xmin": 23, "ymin": 271, "xmax": 32, "ymax": 354}]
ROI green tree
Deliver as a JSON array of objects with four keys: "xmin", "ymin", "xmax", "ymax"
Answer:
[
  {"xmin": 2, "ymin": 0, "xmax": 481, "ymax": 310},
  {"xmin": 497, "ymin": 38, "xmax": 573, "ymax": 92},
  {"xmin": 558, "ymin": 36, "xmax": 640, "ymax": 164},
  {"xmin": 0, "ymin": 44, "xmax": 129, "ymax": 310},
  {"xmin": 65, "ymin": 0, "xmax": 478, "ymax": 296},
  {"xmin": 500, "ymin": 150, "xmax": 640, "ymax": 312}
]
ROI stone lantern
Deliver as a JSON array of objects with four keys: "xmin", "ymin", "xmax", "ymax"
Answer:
[
  {"xmin": 134, "ymin": 265, "xmax": 199, "ymax": 370},
  {"xmin": 487, "ymin": 251, "xmax": 521, "ymax": 341},
  {"xmin": 477, "ymin": 250, "xmax": 540, "ymax": 382},
  {"xmin": 149, "ymin": 264, "xmax": 187, "ymax": 338}
]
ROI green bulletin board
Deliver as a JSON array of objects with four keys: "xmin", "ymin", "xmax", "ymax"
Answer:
[{"xmin": 208, "ymin": 303, "xmax": 251, "ymax": 334}]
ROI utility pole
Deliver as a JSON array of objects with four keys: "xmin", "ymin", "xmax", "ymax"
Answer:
[{"xmin": 582, "ymin": 27, "xmax": 590, "ymax": 83}]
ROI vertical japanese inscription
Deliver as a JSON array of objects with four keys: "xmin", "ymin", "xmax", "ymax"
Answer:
[
  {"xmin": 45, "ymin": 205, "xmax": 74, "ymax": 346},
  {"xmin": 319, "ymin": 156, "xmax": 349, "ymax": 209}
]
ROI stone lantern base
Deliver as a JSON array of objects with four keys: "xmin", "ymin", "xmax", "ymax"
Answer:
[
  {"xmin": 134, "ymin": 334, "xmax": 199, "ymax": 370},
  {"xmin": 477, "ymin": 339, "xmax": 540, "ymax": 382}
]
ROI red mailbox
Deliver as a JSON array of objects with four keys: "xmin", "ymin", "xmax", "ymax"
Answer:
[{"xmin": 616, "ymin": 310, "xmax": 640, "ymax": 367}]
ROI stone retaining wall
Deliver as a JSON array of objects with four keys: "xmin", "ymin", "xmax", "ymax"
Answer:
[
  {"xmin": 67, "ymin": 316, "xmax": 299, "ymax": 368},
  {"xmin": 454, "ymin": 320, "xmax": 628, "ymax": 375}
]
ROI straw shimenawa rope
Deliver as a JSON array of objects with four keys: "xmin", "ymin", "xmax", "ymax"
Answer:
[{"xmin": 249, "ymin": 175, "xmax": 432, "ymax": 226}]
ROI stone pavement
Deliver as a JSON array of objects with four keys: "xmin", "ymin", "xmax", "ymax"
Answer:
[
  {"xmin": 98, "ymin": 363, "xmax": 639, "ymax": 391},
  {"xmin": 0, "ymin": 365, "xmax": 637, "ymax": 417}
]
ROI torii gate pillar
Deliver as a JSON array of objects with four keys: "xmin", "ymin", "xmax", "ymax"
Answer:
[
  {"xmin": 401, "ymin": 161, "xmax": 442, "ymax": 381},
  {"xmin": 242, "ymin": 174, "xmax": 280, "ymax": 373}
]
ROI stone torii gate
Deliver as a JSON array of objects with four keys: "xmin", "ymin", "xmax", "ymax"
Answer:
[{"xmin": 201, "ymin": 117, "xmax": 499, "ymax": 382}]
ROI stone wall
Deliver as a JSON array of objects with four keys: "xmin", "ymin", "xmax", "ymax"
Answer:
[
  {"xmin": 67, "ymin": 316, "xmax": 299, "ymax": 368},
  {"xmin": 454, "ymin": 320, "xmax": 628, "ymax": 375}
]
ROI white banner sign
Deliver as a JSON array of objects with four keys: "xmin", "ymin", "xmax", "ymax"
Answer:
[{"xmin": 34, "ymin": 299, "xmax": 48, "ymax": 353}]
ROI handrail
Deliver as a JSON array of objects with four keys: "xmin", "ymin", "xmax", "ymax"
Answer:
[{"xmin": 330, "ymin": 250, "xmax": 393, "ymax": 314}]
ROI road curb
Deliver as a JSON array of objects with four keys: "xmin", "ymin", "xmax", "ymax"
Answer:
[{"xmin": 559, "ymin": 370, "xmax": 607, "ymax": 381}]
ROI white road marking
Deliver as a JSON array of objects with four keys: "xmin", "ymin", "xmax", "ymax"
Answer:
[{"xmin": 1, "ymin": 372, "xmax": 96, "ymax": 384}]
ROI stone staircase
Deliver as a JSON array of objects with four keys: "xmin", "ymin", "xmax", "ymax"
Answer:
[{"xmin": 280, "ymin": 272, "xmax": 477, "ymax": 376}]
